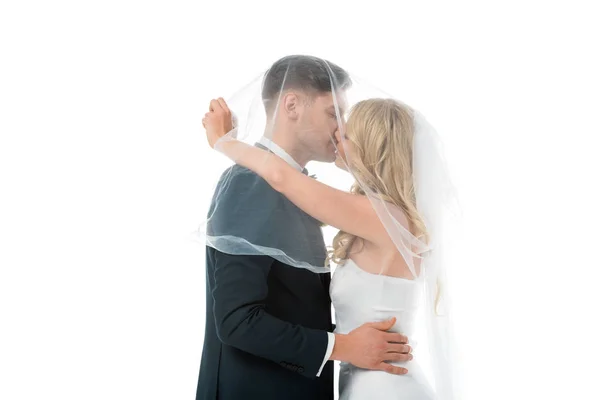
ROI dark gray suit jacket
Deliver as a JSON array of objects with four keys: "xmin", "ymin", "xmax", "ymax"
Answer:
[{"xmin": 196, "ymin": 162, "xmax": 334, "ymax": 400}]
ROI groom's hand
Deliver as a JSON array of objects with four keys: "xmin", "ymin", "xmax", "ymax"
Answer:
[{"xmin": 331, "ymin": 317, "xmax": 412, "ymax": 375}]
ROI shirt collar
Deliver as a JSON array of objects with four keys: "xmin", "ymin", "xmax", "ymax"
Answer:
[{"xmin": 257, "ymin": 136, "xmax": 305, "ymax": 173}]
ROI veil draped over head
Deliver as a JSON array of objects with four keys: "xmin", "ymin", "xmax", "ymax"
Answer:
[{"xmin": 197, "ymin": 55, "xmax": 461, "ymax": 399}]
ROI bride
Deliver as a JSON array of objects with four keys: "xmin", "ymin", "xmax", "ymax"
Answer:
[{"xmin": 202, "ymin": 87, "xmax": 459, "ymax": 399}]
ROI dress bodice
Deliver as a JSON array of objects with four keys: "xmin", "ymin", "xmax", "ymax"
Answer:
[{"xmin": 331, "ymin": 259, "xmax": 424, "ymax": 338}]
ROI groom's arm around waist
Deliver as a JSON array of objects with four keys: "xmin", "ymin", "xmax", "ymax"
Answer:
[{"xmin": 211, "ymin": 248, "xmax": 333, "ymax": 378}]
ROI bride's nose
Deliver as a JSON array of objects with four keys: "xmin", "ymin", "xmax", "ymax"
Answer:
[{"xmin": 333, "ymin": 128, "xmax": 342, "ymax": 143}]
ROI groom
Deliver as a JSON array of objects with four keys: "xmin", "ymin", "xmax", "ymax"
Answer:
[{"xmin": 196, "ymin": 55, "xmax": 408, "ymax": 400}]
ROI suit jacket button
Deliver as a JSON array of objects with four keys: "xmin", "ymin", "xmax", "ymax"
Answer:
[
  {"xmin": 298, "ymin": 367, "xmax": 304, "ymax": 373},
  {"xmin": 280, "ymin": 361, "xmax": 287, "ymax": 367}
]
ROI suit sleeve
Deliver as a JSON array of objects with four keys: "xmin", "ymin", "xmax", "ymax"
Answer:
[
  {"xmin": 208, "ymin": 166, "xmax": 330, "ymax": 378},
  {"xmin": 211, "ymin": 249, "xmax": 329, "ymax": 377}
]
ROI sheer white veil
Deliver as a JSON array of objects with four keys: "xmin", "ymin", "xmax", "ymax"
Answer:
[{"xmin": 196, "ymin": 55, "xmax": 462, "ymax": 399}]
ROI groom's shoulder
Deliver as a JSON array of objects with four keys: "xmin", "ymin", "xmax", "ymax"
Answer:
[
  {"xmin": 215, "ymin": 164, "xmax": 278, "ymax": 197},
  {"xmin": 218, "ymin": 164, "xmax": 268, "ymax": 185}
]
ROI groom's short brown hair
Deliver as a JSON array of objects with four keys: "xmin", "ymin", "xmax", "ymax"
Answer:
[{"xmin": 261, "ymin": 55, "xmax": 351, "ymax": 110}]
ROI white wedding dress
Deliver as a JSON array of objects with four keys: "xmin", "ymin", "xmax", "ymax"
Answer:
[{"xmin": 331, "ymin": 259, "xmax": 437, "ymax": 400}]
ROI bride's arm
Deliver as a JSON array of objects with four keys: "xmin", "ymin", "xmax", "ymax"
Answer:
[
  {"xmin": 204, "ymin": 97, "xmax": 389, "ymax": 245},
  {"xmin": 217, "ymin": 138, "xmax": 388, "ymax": 246}
]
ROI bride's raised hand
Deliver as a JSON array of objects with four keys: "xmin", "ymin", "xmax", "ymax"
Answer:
[{"xmin": 202, "ymin": 97, "xmax": 234, "ymax": 149}]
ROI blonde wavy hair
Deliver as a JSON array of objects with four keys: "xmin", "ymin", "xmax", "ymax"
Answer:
[
  {"xmin": 328, "ymin": 98, "xmax": 429, "ymax": 264},
  {"xmin": 328, "ymin": 98, "xmax": 442, "ymax": 311}
]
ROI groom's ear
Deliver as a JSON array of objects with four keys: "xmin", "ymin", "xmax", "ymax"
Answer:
[{"xmin": 283, "ymin": 92, "xmax": 300, "ymax": 120}]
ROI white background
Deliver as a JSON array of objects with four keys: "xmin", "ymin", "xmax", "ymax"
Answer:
[{"xmin": 1, "ymin": 1, "xmax": 599, "ymax": 399}]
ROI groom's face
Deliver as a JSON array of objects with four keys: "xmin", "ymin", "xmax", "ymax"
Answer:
[{"xmin": 297, "ymin": 91, "xmax": 347, "ymax": 163}]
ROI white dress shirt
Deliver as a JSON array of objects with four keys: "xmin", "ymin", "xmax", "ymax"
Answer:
[{"xmin": 257, "ymin": 136, "xmax": 335, "ymax": 377}]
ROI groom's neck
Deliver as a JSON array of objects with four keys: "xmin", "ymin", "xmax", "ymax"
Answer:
[{"xmin": 266, "ymin": 130, "xmax": 310, "ymax": 168}]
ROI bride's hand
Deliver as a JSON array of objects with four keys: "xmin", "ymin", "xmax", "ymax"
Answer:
[{"xmin": 202, "ymin": 98, "xmax": 234, "ymax": 149}]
